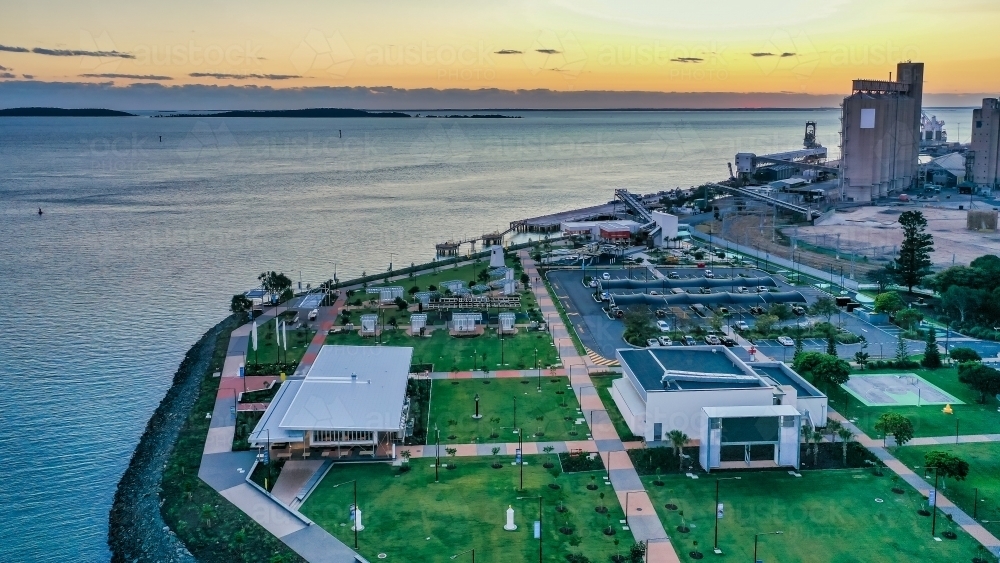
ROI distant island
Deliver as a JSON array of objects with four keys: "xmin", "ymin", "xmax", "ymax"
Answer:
[
  {"xmin": 424, "ymin": 114, "xmax": 520, "ymax": 119},
  {"xmin": 0, "ymin": 107, "xmax": 136, "ymax": 117},
  {"xmin": 159, "ymin": 108, "xmax": 410, "ymax": 118}
]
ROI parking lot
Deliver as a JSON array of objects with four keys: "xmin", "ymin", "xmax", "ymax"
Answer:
[{"xmin": 550, "ymin": 264, "xmax": 929, "ymax": 362}]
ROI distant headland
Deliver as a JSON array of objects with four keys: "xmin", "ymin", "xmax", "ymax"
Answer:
[
  {"xmin": 158, "ymin": 108, "xmax": 411, "ymax": 118},
  {"xmin": 0, "ymin": 107, "xmax": 136, "ymax": 117}
]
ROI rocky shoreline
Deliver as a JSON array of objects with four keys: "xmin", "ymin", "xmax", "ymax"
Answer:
[{"xmin": 107, "ymin": 317, "xmax": 232, "ymax": 563}]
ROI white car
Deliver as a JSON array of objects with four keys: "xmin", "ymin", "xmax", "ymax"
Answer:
[
  {"xmin": 658, "ymin": 335, "xmax": 672, "ymax": 346},
  {"xmin": 704, "ymin": 334, "xmax": 721, "ymax": 345},
  {"xmin": 737, "ymin": 286, "xmax": 749, "ymax": 294},
  {"xmin": 704, "ymin": 270, "xmax": 715, "ymax": 278},
  {"xmin": 756, "ymin": 286, "xmax": 769, "ymax": 293},
  {"xmin": 602, "ymin": 272, "xmax": 611, "ymax": 280},
  {"xmin": 307, "ymin": 309, "xmax": 319, "ymax": 321},
  {"xmin": 734, "ymin": 321, "xmax": 750, "ymax": 331},
  {"xmin": 646, "ymin": 338, "xmax": 661, "ymax": 347},
  {"xmin": 777, "ymin": 336, "xmax": 795, "ymax": 346},
  {"xmin": 656, "ymin": 320, "xmax": 670, "ymax": 332}
]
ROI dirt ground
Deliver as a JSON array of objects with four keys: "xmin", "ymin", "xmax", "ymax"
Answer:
[{"xmin": 797, "ymin": 205, "xmax": 1000, "ymax": 268}]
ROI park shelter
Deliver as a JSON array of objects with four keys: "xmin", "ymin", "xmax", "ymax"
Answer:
[
  {"xmin": 498, "ymin": 312, "xmax": 516, "ymax": 334},
  {"xmin": 452, "ymin": 312, "xmax": 481, "ymax": 333},
  {"xmin": 410, "ymin": 314, "xmax": 427, "ymax": 334},
  {"xmin": 360, "ymin": 314, "xmax": 378, "ymax": 336},
  {"xmin": 249, "ymin": 345, "xmax": 413, "ymax": 460}
]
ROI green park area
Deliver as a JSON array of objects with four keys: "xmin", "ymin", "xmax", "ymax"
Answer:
[
  {"xmin": 827, "ymin": 367, "xmax": 1000, "ymax": 439},
  {"xmin": 894, "ymin": 442, "xmax": 1000, "ymax": 527},
  {"xmin": 300, "ymin": 456, "xmax": 632, "ymax": 563},
  {"xmin": 325, "ymin": 327, "xmax": 560, "ymax": 372},
  {"xmin": 245, "ymin": 320, "xmax": 315, "ymax": 366},
  {"xmin": 427, "ymin": 378, "xmax": 582, "ymax": 444},
  {"xmin": 642, "ymin": 470, "xmax": 983, "ymax": 562}
]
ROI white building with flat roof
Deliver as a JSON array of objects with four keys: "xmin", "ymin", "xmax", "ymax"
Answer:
[
  {"xmin": 250, "ymin": 345, "xmax": 412, "ymax": 459},
  {"xmin": 609, "ymin": 346, "xmax": 826, "ymax": 472}
]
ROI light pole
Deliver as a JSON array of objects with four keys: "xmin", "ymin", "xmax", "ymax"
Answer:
[
  {"xmin": 753, "ymin": 531, "xmax": 783, "ymax": 563},
  {"xmin": 331, "ymin": 479, "xmax": 361, "ymax": 549},
  {"xmin": 473, "ymin": 393, "xmax": 481, "ymax": 419},
  {"xmin": 517, "ymin": 495, "xmax": 543, "ymax": 563},
  {"xmin": 450, "ymin": 548, "xmax": 475, "ymax": 563},
  {"xmin": 625, "ymin": 491, "xmax": 641, "ymax": 528},
  {"xmin": 535, "ymin": 348, "xmax": 541, "ymax": 392},
  {"xmin": 714, "ymin": 477, "xmax": 742, "ymax": 553},
  {"xmin": 576, "ymin": 385, "xmax": 595, "ymax": 409},
  {"xmin": 435, "ymin": 425, "xmax": 440, "ymax": 483},
  {"xmin": 931, "ymin": 466, "xmax": 940, "ymax": 536}
]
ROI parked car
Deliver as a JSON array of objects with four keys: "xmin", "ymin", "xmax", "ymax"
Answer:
[
  {"xmin": 749, "ymin": 306, "xmax": 765, "ymax": 315},
  {"xmin": 778, "ymin": 336, "xmax": 795, "ymax": 346},
  {"xmin": 704, "ymin": 334, "xmax": 721, "ymax": 345},
  {"xmin": 704, "ymin": 270, "xmax": 715, "ymax": 278},
  {"xmin": 308, "ymin": 309, "xmax": 318, "ymax": 321},
  {"xmin": 601, "ymin": 291, "xmax": 610, "ymax": 301},
  {"xmin": 658, "ymin": 335, "xmax": 672, "ymax": 346},
  {"xmin": 656, "ymin": 320, "xmax": 670, "ymax": 332},
  {"xmin": 668, "ymin": 271, "xmax": 680, "ymax": 279},
  {"xmin": 589, "ymin": 279, "xmax": 599, "ymax": 287},
  {"xmin": 683, "ymin": 335, "xmax": 697, "ymax": 346},
  {"xmin": 734, "ymin": 321, "xmax": 750, "ymax": 331},
  {"xmin": 720, "ymin": 335, "xmax": 737, "ymax": 347},
  {"xmin": 792, "ymin": 306, "xmax": 806, "ymax": 316},
  {"xmin": 646, "ymin": 338, "xmax": 661, "ymax": 347},
  {"xmin": 649, "ymin": 290, "xmax": 659, "ymax": 296},
  {"xmin": 602, "ymin": 272, "xmax": 611, "ymax": 280},
  {"xmin": 699, "ymin": 287, "xmax": 712, "ymax": 294},
  {"xmin": 756, "ymin": 286, "xmax": 769, "ymax": 293},
  {"xmin": 737, "ymin": 286, "xmax": 749, "ymax": 294},
  {"xmin": 654, "ymin": 309, "xmax": 666, "ymax": 318}
]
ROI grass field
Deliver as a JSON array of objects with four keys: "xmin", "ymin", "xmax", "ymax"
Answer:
[
  {"xmin": 894, "ymin": 442, "xmax": 1000, "ymax": 526},
  {"xmin": 246, "ymin": 322, "xmax": 315, "ymax": 365},
  {"xmin": 642, "ymin": 470, "xmax": 982, "ymax": 562},
  {"xmin": 591, "ymin": 375, "xmax": 642, "ymax": 442},
  {"xmin": 427, "ymin": 378, "xmax": 582, "ymax": 443},
  {"xmin": 300, "ymin": 457, "xmax": 630, "ymax": 563},
  {"xmin": 828, "ymin": 367, "xmax": 1000, "ymax": 438},
  {"xmin": 325, "ymin": 327, "xmax": 560, "ymax": 372}
]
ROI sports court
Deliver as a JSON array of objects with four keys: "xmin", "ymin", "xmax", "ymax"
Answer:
[{"xmin": 841, "ymin": 373, "xmax": 963, "ymax": 407}]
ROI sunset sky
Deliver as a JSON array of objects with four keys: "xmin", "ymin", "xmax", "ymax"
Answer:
[{"xmin": 1, "ymin": 0, "xmax": 998, "ymax": 107}]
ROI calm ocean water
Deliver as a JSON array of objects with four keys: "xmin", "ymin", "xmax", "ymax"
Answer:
[{"xmin": 0, "ymin": 107, "xmax": 972, "ymax": 561}]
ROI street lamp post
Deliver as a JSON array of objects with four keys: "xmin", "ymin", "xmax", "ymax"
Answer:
[
  {"xmin": 535, "ymin": 348, "xmax": 540, "ymax": 392},
  {"xmin": 435, "ymin": 425, "xmax": 440, "ymax": 483},
  {"xmin": 517, "ymin": 496, "xmax": 543, "ymax": 563},
  {"xmin": 753, "ymin": 531, "xmax": 783, "ymax": 563},
  {"xmin": 714, "ymin": 477, "xmax": 742, "ymax": 553},
  {"xmin": 473, "ymin": 393, "xmax": 481, "ymax": 419},
  {"xmin": 931, "ymin": 466, "xmax": 940, "ymax": 536},
  {"xmin": 331, "ymin": 479, "xmax": 361, "ymax": 549}
]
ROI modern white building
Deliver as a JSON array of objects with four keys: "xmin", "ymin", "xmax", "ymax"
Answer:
[
  {"xmin": 609, "ymin": 346, "xmax": 826, "ymax": 472},
  {"xmin": 249, "ymin": 345, "xmax": 413, "ymax": 459}
]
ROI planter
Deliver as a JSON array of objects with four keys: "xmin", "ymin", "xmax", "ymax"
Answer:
[
  {"xmin": 447, "ymin": 435, "xmax": 457, "ymax": 440},
  {"xmin": 603, "ymin": 528, "xmax": 616, "ymax": 536},
  {"xmin": 535, "ymin": 432, "xmax": 545, "ymax": 437},
  {"xmin": 587, "ymin": 484, "xmax": 598, "ymax": 491},
  {"xmin": 653, "ymin": 480, "xmax": 665, "ymax": 487},
  {"xmin": 665, "ymin": 504, "xmax": 678, "ymax": 511},
  {"xmin": 595, "ymin": 506, "xmax": 608, "ymax": 514},
  {"xmin": 555, "ymin": 505, "xmax": 568, "ymax": 513},
  {"xmin": 559, "ymin": 526, "xmax": 574, "ymax": 535},
  {"xmin": 689, "ymin": 551, "xmax": 704, "ymax": 560},
  {"xmin": 399, "ymin": 465, "xmax": 411, "ymax": 473},
  {"xmin": 451, "ymin": 381, "xmax": 460, "ymax": 385},
  {"xmin": 555, "ymin": 391, "xmax": 564, "ymax": 395},
  {"xmin": 676, "ymin": 526, "xmax": 690, "ymax": 534},
  {"xmin": 447, "ymin": 464, "xmax": 457, "ymax": 470},
  {"xmin": 918, "ymin": 509, "xmax": 931, "ymax": 517},
  {"xmin": 543, "ymin": 462, "xmax": 555, "ymax": 469},
  {"xmin": 491, "ymin": 463, "xmax": 503, "ymax": 469},
  {"xmin": 521, "ymin": 380, "xmax": 530, "ymax": 385},
  {"xmin": 490, "ymin": 433, "xmax": 499, "ymax": 439},
  {"xmin": 548, "ymin": 483, "xmax": 561, "ymax": 490},
  {"xmin": 482, "ymin": 381, "xmax": 491, "ymax": 385},
  {"xmin": 569, "ymin": 431, "xmax": 578, "ymax": 436},
  {"xmin": 942, "ymin": 531, "xmax": 957, "ymax": 540},
  {"xmin": 892, "ymin": 487, "xmax": 905, "ymax": 494},
  {"xmin": 564, "ymin": 416, "xmax": 574, "ymax": 421}
]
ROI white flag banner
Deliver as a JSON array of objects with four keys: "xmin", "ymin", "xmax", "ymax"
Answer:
[
  {"xmin": 282, "ymin": 321, "xmax": 288, "ymax": 351},
  {"xmin": 275, "ymin": 316, "xmax": 280, "ymax": 344},
  {"xmin": 252, "ymin": 321, "xmax": 258, "ymax": 352}
]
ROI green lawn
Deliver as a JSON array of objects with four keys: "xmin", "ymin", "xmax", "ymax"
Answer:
[
  {"xmin": 300, "ymin": 457, "xmax": 630, "ymax": 563},
  {"xmin": 643, "ymin": 470, "xmax": 983, "ymax": 562},
  {"xmin": 591, "ymin": 375, "xmax": 642, "ymax": 442},
  {"xmin": 247, "ymin": 322, "xmax": 315, "ymax": 365},
  {"xmin": 325, "ymin": 327, "xmax": 560, "ymax": 372},
  {"xmin": 828, "ymin": 367, "xmax": 1000, "ymax": 438},
  {"xmin": 428, "ymin": 378, "xmax": 582, "ymax": 443},
  {"xmin": 894, "ymin": 442, "xmax": 1000, "ymax": 525}
]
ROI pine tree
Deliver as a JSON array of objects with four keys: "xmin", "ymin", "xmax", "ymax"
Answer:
[
  {"xmin": 894, "ymin": 211, "xmax": 934, "ymax": 293},
  {"xmin": 921, "ymin": 327, "xmax": 942, "ymax": 368},
  {"xmin": 895, "ymin": 331, "xmax": 908, "ymax": 364}
]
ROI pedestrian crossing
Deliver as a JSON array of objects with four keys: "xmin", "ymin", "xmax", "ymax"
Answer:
[{"xmin": 586, "ymin": 347, "xmax": 619, "ymax": 367}]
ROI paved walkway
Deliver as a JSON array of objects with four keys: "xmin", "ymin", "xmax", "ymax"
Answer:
[
  {"xmin": 828, "ymin": 412, "xmax": 1000, "ymax": 556},
  {"xmin": 199, "ymin": 298, "xmax": 362, "ymax": 563},
  {"xmin": 525, "ymin": 251, "xmax": 681, "ymax": 563}
]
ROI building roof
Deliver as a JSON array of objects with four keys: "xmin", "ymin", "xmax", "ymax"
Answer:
[
  {"xmin": 618, "ymin": 347, "xmax": 770, "ymax": 392},
  {"xmin": 927, "ymin": 152, "xmax": 965, "ymax": 176},
  {"xmin": 702, "ymin": 404, "xmax": 800, "ymax": 418},
  {"xmin": 753, "ymin": 364, "xmax": 825, "ymax": 398},
  {"xmin": 249, "ymin": 379, "xmax": 306, "ymax": 444},
  {"xmin": 278, "ymin": 345, "xmax": 413, "ymax": 431}
]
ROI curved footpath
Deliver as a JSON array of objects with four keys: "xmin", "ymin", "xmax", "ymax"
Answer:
[{"xmin": 108, "ymin": 317, "xmax": 234, "ymax": 563}]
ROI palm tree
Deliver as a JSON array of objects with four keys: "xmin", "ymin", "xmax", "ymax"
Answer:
[
  {"xmin": 543, "ymin": 445, "xmax": 555, "ymax": 468},
  {"xmin": 826, "ymin": 419, "xmax": 843, "ymax": 443},
  {"xmin": 667, "ymin": 430, "xmax": 689, "ymax": 472},
  {"xmin": 801, "ymin": 422, "xmax": 813, "ymax": 465},
  {"xmin": 837, "ymin": 428, "xmax": 854, "ymax": 466},
  {"xmin": 811, "ymin": 430, "xmax": 824, "ymax": 466}
]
